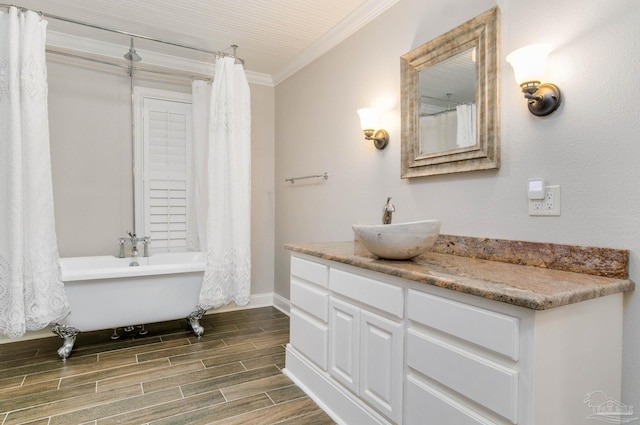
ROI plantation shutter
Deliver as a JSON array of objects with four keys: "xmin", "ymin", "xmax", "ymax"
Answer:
[{"xmin": 142, "ymin": 98, "xmax": 192, "ymax": 252}]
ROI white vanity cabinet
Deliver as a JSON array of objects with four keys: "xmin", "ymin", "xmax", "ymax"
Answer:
[
  {"xmin": 328, "ymin": 297, "xmax": 360, "ymax": 392},
  {"xmin": 285, "ymin": 252, "xmax": 625, "ymax": 425},
  {"xmin": 405, "ymin": 289, "xmax": 520, "ymax": 424},
  {"xmin": 289, "ymin": 256, "xmax": 329, "ymax": 370},
  {"xmin": 328, "ymin": 269, "xmax": 404, "ymax": 423}
]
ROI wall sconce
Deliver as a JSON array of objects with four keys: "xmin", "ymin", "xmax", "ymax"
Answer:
[
  {"xmin": 506, "ymin": 44, "xmax": 562, "ymax": 116},
  {"xmin": 357, "ymin": 108, "xmax": 389, "ymax": 149}
]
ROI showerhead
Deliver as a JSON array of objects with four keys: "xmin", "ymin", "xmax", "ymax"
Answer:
[{"xmin": 124, "ymin": 38, "xmax": 142, "ymax": 62}]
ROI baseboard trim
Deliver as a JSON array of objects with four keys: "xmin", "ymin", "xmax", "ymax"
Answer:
[
  {"xmin": 284, "ymin": 345, "xmax": 392, "ymax": 425},
  {"xmin": 273, "ymin": 292, "xmax": 291, "ymax": 316},
  {"xmin": 203, "ymin": 292, "xmax": 275, "ymax": 315}
]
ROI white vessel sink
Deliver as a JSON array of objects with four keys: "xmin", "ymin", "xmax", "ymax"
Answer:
[{"xmin": 353, "ymin": 220, "xmax": 441, "ymax": 260}]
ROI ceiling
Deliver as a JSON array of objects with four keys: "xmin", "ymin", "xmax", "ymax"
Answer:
[
  {"xmin": 420, "ymin": 48, "xmax": 476, "ymax": 115},
  {"xmin": 6, "ymin": 0, "xmax": 398, "ymax": 85}
]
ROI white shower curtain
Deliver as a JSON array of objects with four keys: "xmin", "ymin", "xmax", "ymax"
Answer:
[
  {"xmin": 419, "ymin": 110, "xmax": 457, "ymax": 153},
  {"xmin": 0, "ymin": 7, "xmax": 70, "ymax": 338},
  {"xmin": 187, "ymin": 80, "xmax": 211, "ymax": 252},
  {"xmin": 456, "ymin": 103, "xmax": 476, "ymax": 148},
  {"xmin": 191, "ymin": 57, "xmax": 251, "ymax": 310}
]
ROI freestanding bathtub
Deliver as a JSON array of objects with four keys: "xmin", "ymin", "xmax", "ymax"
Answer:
[{"xmin": 51, "ymin": 252, "xmax": 207, "ymax": 360}]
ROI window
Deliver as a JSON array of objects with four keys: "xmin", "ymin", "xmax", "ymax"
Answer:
[{"xmin": 134, "ymin": 89, "xmax": 192, "ymax": 253}]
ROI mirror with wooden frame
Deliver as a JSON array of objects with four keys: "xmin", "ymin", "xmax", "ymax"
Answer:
[{"xmin": 401, "ymin": 7, "xmax": 500, "ymax": 178}]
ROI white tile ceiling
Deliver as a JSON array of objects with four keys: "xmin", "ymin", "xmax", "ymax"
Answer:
[{"xmin": 7, "ymin": 0, "xmax": 398, "ymax": 85}]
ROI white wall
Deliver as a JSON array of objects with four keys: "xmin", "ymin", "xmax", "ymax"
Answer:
[{"xmin": 275, "ymin": 0, "xmax": 640, "ymax": 410}]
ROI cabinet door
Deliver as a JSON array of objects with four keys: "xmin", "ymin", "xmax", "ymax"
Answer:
[
  {"xmin": 290, "ymin": 308, "xmax": 328, "ymax": 370},
  {"xmin": 360, "ymin": 310, "xmax": 404, "ymax": 424},
  {"xmin": 329, "ymin": 297, "xmax": 360, "ymax": 394}
]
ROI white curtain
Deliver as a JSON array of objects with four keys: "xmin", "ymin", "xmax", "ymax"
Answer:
[
  {"xmin": 419, "ymin": 110, "xmax": 457, "ymax": 153},
  {"xmin": 456, "ymin": 103, "xmax": 476, "ymax": 148},
  {"xmin": 0, "ymin": 7, "xmax": 70, "ymax": 338},
  {"xmin": 187, "ymin": 80, "xmax": 210, "ymax": 252},
  {"xmin": 192, "ymin": 57, "xmax": 251, "ymax": 310}
]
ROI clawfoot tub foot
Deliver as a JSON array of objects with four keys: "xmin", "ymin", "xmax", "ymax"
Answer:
[
  {"xmin": 51, "ymin": 324, "xmax": 80, "ymax": 361},
  {"xmin": 187, "ymin": 308, "xmax": 206, "ymax": 337}
]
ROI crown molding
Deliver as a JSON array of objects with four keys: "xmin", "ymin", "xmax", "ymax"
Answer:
[
  {"xmin": 272, "ymin": 0, "xmax": 400, "ymax": 85},
  {"xmin": 46, "ymin": 31, "xmax": 274, "ymax": 86},
  {"xmin": 44, "ymin": 0, "xmax": 399, "ymax": 88}
]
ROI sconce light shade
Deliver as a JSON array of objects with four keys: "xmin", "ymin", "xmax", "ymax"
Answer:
[
  {"xmin": 357, "ymin": 108, "xmax": 378, "ymax": 131},
  {"xmin": 506, "ymin": 44, "xmax": 551, "ymax": 85},
  {"xmin": 506, "ymin": 44, "xmax": 561, "ymax": 116},
  {"xmin": 357, "ymin": 108, "xmax": 389, "ymax": 149}
]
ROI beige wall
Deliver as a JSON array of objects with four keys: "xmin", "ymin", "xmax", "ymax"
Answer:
[
  {"xmin": 48, "ymin": 56, "xmax": 275, "ymax": 297},
  {"xmin": 275, "ymin": 0, "xmax": 640, "ymax": 408},
  {"xmin": 49, "ymin": 58, "xmax": 132, "ymax": 257},
  {"xmin": 249, "ymin": 82, "xmax": 276, "ymax": 296}
]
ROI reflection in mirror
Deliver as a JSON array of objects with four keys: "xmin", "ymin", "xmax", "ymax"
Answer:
[
  {"xmin": 401, "ymin": 7, "xmax": 499, "ymax": 178},
  {"xmin": 418, "ymin": 48, "xmax": 476, "ymax": 155}
]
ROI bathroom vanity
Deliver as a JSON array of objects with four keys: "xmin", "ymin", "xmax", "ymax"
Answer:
[{"xmin": 283, "ymin": 237, "xmax": 634, "ymax": 425}]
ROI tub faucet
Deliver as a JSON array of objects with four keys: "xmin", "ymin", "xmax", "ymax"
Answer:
[
  {"xmin": 142, "ymin": 237, "xmax": 150, "ymax": 257},
  {"xmin": 120, "ymin": 231, "xmax": 150, "ymax": 258},
  {"xmin": 382, "ymin": 197, "xmax": 395, "ymax": 224},
  {"xmin": 118, "ymin": 238, "xmax": 126, "ymax": 258},
  {"xmin": 127, "ymin": 231, "xmax": 140, "ymax": 257}
]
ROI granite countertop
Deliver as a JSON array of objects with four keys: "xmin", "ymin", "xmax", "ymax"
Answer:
[{"xmin": 285, "ymin": 237, "xmax": 635, "ymax": 311}]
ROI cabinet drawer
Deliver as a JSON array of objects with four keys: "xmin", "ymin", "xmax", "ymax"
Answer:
[
  {"xmin": 290, "ymin": 308, "xmax": 328, "ymax": 370},
  {"xmin": 407, "ymin": 329, "xmax": 518, "ymax": 422},
  {"xmin": 291, "ymin": 256, "xmax": 328, "ymax": 288},
  {"xmin": 291, "ymin": 278, "xmax": 328, "ymax": 322},
  {"xmin": 405, "ymin": 376, "xmax": 499, "ymax": 425},
  {"xmin": 408, "ymin": 290, "xmax": 519, "ymax": 360},
  {"xmin": 330, "ymin": 268, "xmax": 403, "ymax": 318}
]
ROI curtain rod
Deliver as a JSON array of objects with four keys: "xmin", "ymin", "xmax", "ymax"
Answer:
[
  {"xmin": 46, "ymin": 48, "xmax": 212, "ymax": 82},
  {"xmin": 420, "ymin": 102, "xmax": 474, "ymax": 117},
  {"xmin": 421, "ymin": 94, "xmax": 464, "ymax": 106},
  {"xmin": 0, "ymin": 3, "xmax": 245, "ymax": 65}
]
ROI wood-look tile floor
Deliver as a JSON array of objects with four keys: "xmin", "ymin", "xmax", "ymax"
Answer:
[{"xmin": 0, "ymin": 307, "xmax": 335, "ymax": 425}]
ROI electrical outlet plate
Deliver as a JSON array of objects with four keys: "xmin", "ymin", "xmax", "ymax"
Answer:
[{"xmin": 529, "ymin": 185, "xmax": 560, "ymax": 216}]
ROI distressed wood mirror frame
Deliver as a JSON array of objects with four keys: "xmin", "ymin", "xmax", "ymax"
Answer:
[{"xmin": 401, "ymin": 7, "xmax": 500, "ymax": 178}]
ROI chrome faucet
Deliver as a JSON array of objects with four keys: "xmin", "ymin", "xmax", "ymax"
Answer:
[
  {"xmin": 118, "ymin": 238, "xmax": 126, "ymax": 258},
  {"xmin": 382, "ymin": 197, "xmax": 395, "ymax": 224},
  {"xmin": 142, "ymin": 237, "xmax": 150, "ymax": 257},
  {"xmin": 119, "ymin": 231, "xmax": 150, "ymax": 258},
  {"xmin": 127, "ymin": 231, "xmax": 140, "ymax": 257}
]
